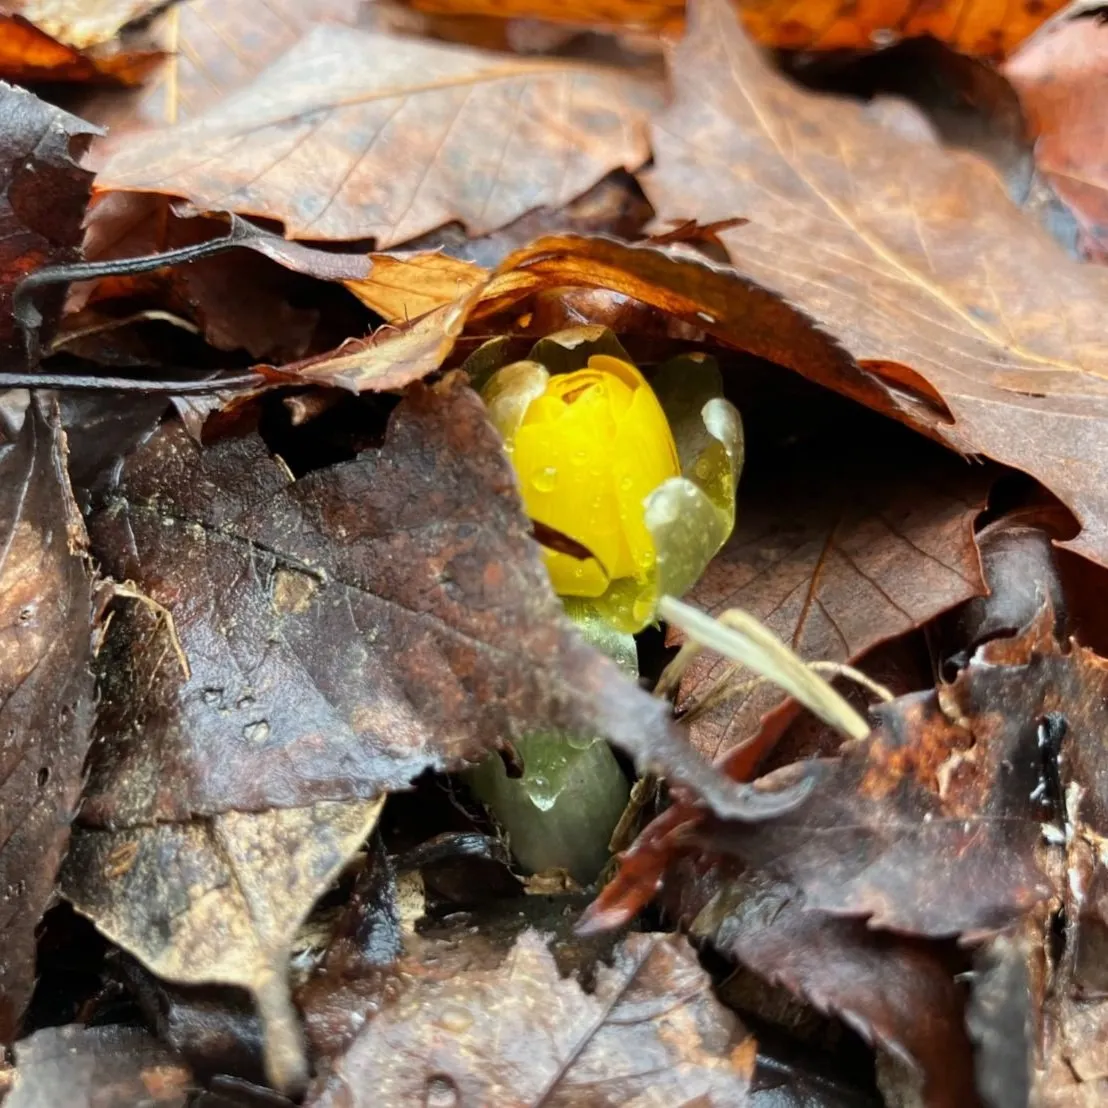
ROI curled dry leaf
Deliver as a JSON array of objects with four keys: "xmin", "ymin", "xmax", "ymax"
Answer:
[
  {"xmin": 673, "ymin": 425, "xmax": 989, "ymax": 765},
  {"xmin": 61, "ymin": 799, "xmax": 385, "ymax": 1096},
  {"xmin": 0, "ymin": 83, "xmax": 99, "ymax": 367},
  {"xmin": 6, "ymin": 1024, "xmax": 193, "ymax": 1108},
  {"xmin": 1005, "ymin": 9, "xmax": 1108, "ymax": 260},
  {"xmin": 310, "ymin": 929, "xmax": 757, "ymax": 1106},
  {"xmin": 0, "ymin": 397, "xmax": 96, "ymax": 1043},
  {"xmin": 344, "ymin": 252, "xmax": 488, "ymax": 325},
  {"xmin": 644, "ymin": 0, "xmax": 1108, "ymax": 572},
  {"xmin": 695, "ymin": 873, "xmax": 980, "ymax": 1108},
  {"xmin": 285, "ymin": 285, "xmax": 482, "ymax": 392},
  {"xmin": 97, "ymin": 24, "xmax": 659, "ymax": 246}
]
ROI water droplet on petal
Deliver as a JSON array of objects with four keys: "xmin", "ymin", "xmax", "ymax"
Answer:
[
  {"xmin": 619, "ymin": 475, "xmax": 634, "ymax": 492},
  {"xmin": 532, "ymin": 465, "xmax": 558, "ymax": 493},
  {"xmin": 694, "ymin": 457, "xmax": 712, "ymax": 481}
]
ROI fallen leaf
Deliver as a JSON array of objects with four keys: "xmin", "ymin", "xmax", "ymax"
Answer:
[
  {"xmin": 95, "ymin": 24, "xmax": 659, "ymax": 245},
  {"xmin": 700, "ymin": 626, "xmax": 1057, "ymax": 935},
  {"xmin": 1005, "ymin": 8, "xmax": 1108, "ymax": 260},
  {"xmin": 344, "ymin": 252, "xmax": 487, "ymax": 325},
  {"xmin": 7, "ymin": 0, "xmax": 160, "ymax": 51},
  {"xmin": 694, "ymin": 872, "xmax": 980, "ymax": 1108},
  {"xmin": 0, "ymin": 397, "xmax": 96, "ymax": 1043},
  {"xmin": 309, "ymin": 929, "xmax": 757, "ymax": 1106},
  {"xmin": 107, "ymin": 0, "xmax": 364, "ymax": 129},
  {"xmin": 0, "ymin": 12, "xmax": 161, "ymax": 84},
  {"xmin": 643, "ymin": 0, "xmax": 1108, "ymax": 572},
  {"xmin": 6, "ymin": 1024, "xmax": 193, "ymax": 1108},
  {"xmin": 82, "ymin": 374, "xmax": 801, "ymax": 825},
  {"xmin": 403, "ymin": 0, "xmax": 1063, "ymax": 55},
  {"xmin": 672, "ymin": 417, "xmax": 989, "ymax": 764},
  {"xmin": 0, "ymin": 82, "xmax": 99, "ymax": 366},
  {"xmin": 285, "ymin": 288, "xmax": 482, "ymax": 391},
  {"xmin": 61, "ymin": 798, "xmax": 386, "ymax": 1095}
]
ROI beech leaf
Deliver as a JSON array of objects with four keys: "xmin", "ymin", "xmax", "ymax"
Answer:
[
  {"xmin": 644, "ymin": 0, "xmax": 1108, "ymax": 572},
  {"xmin": 310, "ymin": 930, "xmax": 757, "ymax": 1106},
  {"xmin": 0, "ymin": 396, "xmax": 96, "ymax": 1043},
  {"xmin": 96, "ymin": 24, "xmax": 660, "ymax": 246}
]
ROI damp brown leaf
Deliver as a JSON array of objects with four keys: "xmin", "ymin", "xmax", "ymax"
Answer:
[
  {"xmin": 695, "ymin": 872, "xmax": 980, "ymax": 1108},
  {"xmin": 5, "ymin": 1024, "xmax": 193, "ymax": 1108},
  {"xmin": 645, "ymin": 0, "xmax": 1108, "ymax": 572},
  {"xmin": 1006, "ymin": 7, "xmax": 1108, "ymax": 260},
  {"xmin": 310, "ymin": 929, "xmax": 757, "ymax": 1106},
  {"xmin": 672, "ymin": 424, "xmax": 989, "ymax": 764},
  {"xmin": 0, "ymin": 83, "xmax": 98, "ymax": 366},
  {"xmin": 82, "ymin": 374, "xmax": 799, "ymax": 826},
  {"xmin": 60, "ymin": 798, "xmax": 384, "ymax": 1096},
  {"xmin": 0, "ymin": 397, "xmax": 97, "ymax": 1043},
  {"xmin": 96, "ymin": 24, "xmax": 659, "ymax": 246}
]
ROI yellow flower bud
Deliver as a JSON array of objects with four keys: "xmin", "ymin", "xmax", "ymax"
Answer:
[
  {"xmin": 494, "ymin": 353, "xmax": 679, "ymax": 604},
  {"xmin": 479, "ymin": 328, "xmax": 743, "ymax": 633}
]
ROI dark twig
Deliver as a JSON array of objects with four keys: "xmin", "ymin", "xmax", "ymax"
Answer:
[
  {"xmin": 0, "ymin": 372, "xmax": 266, "ymax": 393},
  {"xmin": 13, "ymin": 221, "xmax": 257, "ymax": 365}
]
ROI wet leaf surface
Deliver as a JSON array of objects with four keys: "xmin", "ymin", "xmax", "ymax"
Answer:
[
  {"xmin": 645, "ymin": 0, "xmax": 1108, "ymax": 572},
  {"xmin": 61, "ymin": 798, "xmax": 384, "ymax": 1095},
  {"xmin": 0, "ymin": 82, "xmax": 98, "ymax": 366},
  {"xmin": 97, "ymin": 25, "xmax": 659, "ymax": 246},
  {"xmin": 81, "ymin": 373, "xmax": 800, "ymax": 825},
  {"xmin": 0, "ymin": 397, "xmax": 96, "ymax": 1043},
  {"xmin": 309, "ymin": 929, "xmax": 757, "ymax": 1107},
  {"xmin": 695, "ymin": 872, "xmax": 979, "ymax": 1108},
  {"xmin": 672, "ymin": 420, "xmax": 989, "ymax": 763}
]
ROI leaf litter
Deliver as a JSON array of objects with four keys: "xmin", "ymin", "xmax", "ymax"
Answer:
[{"xmin": 4, "ymin": 0, "xmax": 1108, "ymax": 1105}]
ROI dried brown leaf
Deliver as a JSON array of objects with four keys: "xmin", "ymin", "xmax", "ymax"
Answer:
[
  {"xmin": 696, "ymin": 873, "xmax": 980, "ymax": 1108},
  {"xmin": 0, "ymin": 82, "xmax": 99, "ymax": 366},
  {"xmin": 673, "ymin": 425, "xmax": 989, "ymax": 764},
  {"xmin": 309, "ymin": 929, "xmax": 757, "ymax": 1106},
  {"xmin": 61, "ymin": 798, "xmax": 385, "ymax": 1095},
  {"xmin": 344, "ymin": 252, "xmax": 487, "ymax": 324},
  {"xmin": 0, "ymin": 397, "xmax": 96, "ymax": 1043},
  {"xmin": 96, "ymin": 24, "xmax": 659, "ymax": 245},
  {"xmin": 643, "ymin": 0, "xmax": 1108, "ymax": 571},
  {"xmin": 0, "ymin": 12, "xmax": 161, "ymax": 84}
]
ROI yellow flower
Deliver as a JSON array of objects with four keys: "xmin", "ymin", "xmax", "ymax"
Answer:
[
  {"xmin": 491, "ymin": 353, "xmax": 679, "ymax": 600},
  {"xmin": 480, "ymin": 328, "xmax": 743, "ymax": 633}
]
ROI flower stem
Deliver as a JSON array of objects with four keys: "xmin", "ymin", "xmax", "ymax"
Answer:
[{"xmin": 467, "ymin": 599, "xmax": 634, "ymax": 885}]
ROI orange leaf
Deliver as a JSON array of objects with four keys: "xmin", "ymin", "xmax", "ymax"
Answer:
[{"xmin": 404, "ymin": 0, "xmax": 1063, "ymax": 56}]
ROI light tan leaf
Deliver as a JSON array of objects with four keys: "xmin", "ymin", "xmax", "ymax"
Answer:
[
  {"xmin": 96, "ymin": 24, "xmax": 658, "ymax": 246},
  {"xmin": 345, "ymin": 251, "xmax": 487, "ymax": 324}
]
